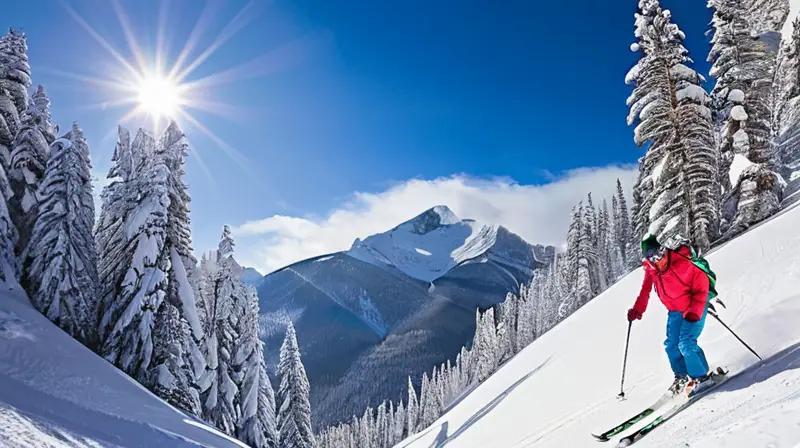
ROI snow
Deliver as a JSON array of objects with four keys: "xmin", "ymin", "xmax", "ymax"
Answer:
[
  {"xmin": 650, "ymin": 155, "xmax": 667, "ymax": 184},
  {"xmin": 728, "ymin": 153, "xmax": 755, "ymax": 187},
  {"xmin": 398, "ymin": 203, "xmax": 800, "ymax": 447},
  {"xmin": 0, "ymin": 288, "xmax": 244, "ymax": 447},
  {"xmin": 348, "ymin": 206, "xmax": 502, "ymax": 282},
  {"xmin": 727, "ymin": 89, "xmax": 745, "ymax": 104},
  {"xmin": 732, "ymin": 131, "xmax": 750, "ymax": 157},
  {"xmin": 669, "ymin": 64, "xmax": 697, "ymax": 81},
  {"xmin": 625, "ymin": 62, "xmax": 642, "ymax": 85},
  {"xmin": 170, "ymin": 247, "xmax": 204, "ymax": 340},
  {"xmin": 783, "ymin": 0, "xmax": 800, "ymax": 39},
  {"xmin": 730, "ymin": 105, "xmax": 748, "ymax": 121},
  {"xmin": 676, "ymin": 85, "xmax": 708, "ymax": 104}
]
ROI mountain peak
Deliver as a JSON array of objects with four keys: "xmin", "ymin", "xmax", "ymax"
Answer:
[{"xmin": 406, "ymin": 205, "xmax": 461, "ymax": 235}]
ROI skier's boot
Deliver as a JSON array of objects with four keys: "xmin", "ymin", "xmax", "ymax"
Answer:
[
  {"xmin": 668, "ymin": 375, "xmax": 689, "ymax": 395},
  {"xmin": 687, "ymin": 367, "xmax": 727, "ymax": 397}
]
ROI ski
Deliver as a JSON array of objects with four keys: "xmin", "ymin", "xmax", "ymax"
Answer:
[
  {"xmin": 591, "ymin": 390, "xmax": 680, "ymax": 442},
  {"xmin": 614, "ymin": 368, "xmax": 731, "ymax": 447}
]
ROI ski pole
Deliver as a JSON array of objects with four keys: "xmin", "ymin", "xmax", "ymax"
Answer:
[
  {"xmin": 708, "ymin": 310, "xmax": 762, "ymax": 361},
  {"xmin": 618, "ymin": 320, "xmax": 632, "ymax": 399}
]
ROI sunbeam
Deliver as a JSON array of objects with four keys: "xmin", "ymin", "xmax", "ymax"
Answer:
[
  {"xmin": 58, "ymin": 0, "xmax": 317, "ymax": 191},
  {"xmin": 174, "ymin": 0, "xmax": 261, "ymax": 83}
]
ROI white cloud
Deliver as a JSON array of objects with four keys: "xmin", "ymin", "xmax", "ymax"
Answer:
[{"xmin": 232, "ymin": 165, "xmax": 638, "ymax": 274}]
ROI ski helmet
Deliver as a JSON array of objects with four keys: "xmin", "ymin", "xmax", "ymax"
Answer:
[{"xmin": 641, "ymin": 233, "xmax": 660, "ymax": 255}]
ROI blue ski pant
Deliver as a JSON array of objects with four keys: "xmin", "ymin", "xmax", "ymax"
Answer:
[{"xmin": 664, "ymin": 305, "xmax": 709, "ymax": 379}]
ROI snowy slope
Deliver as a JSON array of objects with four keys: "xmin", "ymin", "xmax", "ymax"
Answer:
[
  {"xmin": 399, "ymin": 203, "xmax": 800, "ymax": 448},
  {"xmin": 0, "ymin": 288, "xmax": 245, "ymax": 448},
  {"xmin": 348, "ymin": 206, "xmax": 544, "ymax": 283}
]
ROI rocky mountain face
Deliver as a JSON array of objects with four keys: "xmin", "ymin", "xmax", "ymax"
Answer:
[{"xmin": 256, "ymin": 206, "xmax": 554, "ymax": 429}]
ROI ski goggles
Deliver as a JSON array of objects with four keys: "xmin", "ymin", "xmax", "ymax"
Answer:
[{"xmin": 645, "ymin": 246, "xmax": 666, "ymax": 264}]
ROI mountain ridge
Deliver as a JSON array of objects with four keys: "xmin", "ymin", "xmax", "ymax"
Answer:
[{"xmin": 255, "ymin": 205, "xmax": 555, "ymax": 429}]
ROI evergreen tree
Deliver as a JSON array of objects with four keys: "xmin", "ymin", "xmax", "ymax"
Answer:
[
  {"xmin": 277, "ymin": 321, "xmax": 314, "ymax": 448},
  {"xmin": 96, "ymin": 126, "xmax": 140, "ymax": 344},
  {"xmin": 406, "ymin": 376, "xmax": 419, "ymax": 436},
  {"xmin": 394, "ymin": 400, "xmax": 407, "ymax": 442},
  {"xmin": 776, "ymin": 17, "xmax": 800, "ymax": 184},
  {"xmin": 151, "ymin": 301, "xmax": 201, "ymax": 415},
  {"xmin": 9, "ymin": 85, "xmax": 56, "ymax": 251},
  {"xmin": 101, "ymin": 142, "xmax": 171, "ymax": 380},
  {"xmin": 22, "ymin": 123, "xmax": 97, "ymax": 344},
  {"xmin": 0, "ymin": 28, "xmax": 32, "ymax": 169},
  {"xmin": 0, "ymin": 28, "xmax": 31, "ymax": 288},
  {"xmin": 708, "ymin": 0, "xmax": 786, "ymax": 238},
  {"xmin": 626, "ymin": 0, "xmax": 719, "ymax": 252},
  {"xmin": 474, "ymin": 308, "xmax": 498, "ymax": 382},
  {"xmin": 100, "ymin": 123, "xmax": 205, "ymax": 416},
  {"xmin": 203, "ymin": 227, "xmax": 243, "ymax": 434},
  {"xmin": 0, "ymin": 163, "xmax": 16, "ymax": 286},
  {"xmin": 235, "ymin": 286, "xmax": 278, "ymax": 448}
]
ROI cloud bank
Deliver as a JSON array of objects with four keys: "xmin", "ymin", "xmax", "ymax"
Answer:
[{"xmin": 233, "ymin": 165, "xmax": 638, "ymax": 274}]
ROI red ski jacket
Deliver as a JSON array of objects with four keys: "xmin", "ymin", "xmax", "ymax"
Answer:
[{"xmin": 632, "ymin": 245, "xmax": 709, "ymax": 319}]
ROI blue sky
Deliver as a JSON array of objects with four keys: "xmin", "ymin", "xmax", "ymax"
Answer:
[{"xmin": 5, "ymin": 0, "xmax": 713, "ymax": 273}]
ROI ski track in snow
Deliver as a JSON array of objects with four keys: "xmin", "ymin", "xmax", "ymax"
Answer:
[{"xmin": 399, "ymin": 203, "xmax": 800, "ymax": 447}]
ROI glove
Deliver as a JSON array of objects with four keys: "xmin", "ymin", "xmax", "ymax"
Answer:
[
  {"xmin": 684, "ymin": 312, "xmax": 700, "ymax": 323},
  {"xmin": 627, "ymin": 308, "xmax": 643, "ymax": 322}
]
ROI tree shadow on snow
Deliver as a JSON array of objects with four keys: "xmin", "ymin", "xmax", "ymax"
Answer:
[
  {"xmin": 718, "ymin": 341, "xmax": 800, "ymax": 394},
  {"xmin": 430, "ymin": 356, "xmax": 551, "ymax": 447}
]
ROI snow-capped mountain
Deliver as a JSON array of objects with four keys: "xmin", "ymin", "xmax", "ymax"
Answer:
[
  {"xmin": 256, "ymin": 206, "xmax": 554, "ymax": 429},
  {"xmin": 399, "ymin": 202, "xmax": 800, "ymax": 447},
  {"xmin": 349, "ymin": 205, "xmax": 543, "ymax": 283}
]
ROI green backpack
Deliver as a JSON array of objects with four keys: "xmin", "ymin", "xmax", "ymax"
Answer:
[{"xmin": 684, "ymin": 247, "xmax": 718, "ymax": 299}]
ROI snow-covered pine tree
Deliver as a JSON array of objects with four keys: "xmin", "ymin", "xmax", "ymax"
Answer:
[
  {"xmin": 277, "ymin": 320, "xmax": 314, "ymax": 448},
  {"xmin": 96, "ymin": 126, "xmax": 138, "ymax": 344},
  {"xmin": 8, "ymin": 85, "xmax": 56, "ymax": 252},
  {"xmin": 627, "ymin": 0, "xmax": 719, "ymax": 252},
  {"xmin": 203, "ymin": 227, "xmax": 242, "ymax": 434},
  {"xmin": 497, "ymin": 291, "xmax": 518, "ymax": 362},
  {"xmin": 357, "ymin": 406, "xmax": 374, "ymax": 448},
  {"xmin": 515, "ymin": 283, "xmax": 536, "ymax": 349},
  {"xmin": 235, "ymin": 285, "xmax": 278, "ymax": 448},
  {"xmin": 613, "ymin": 179, "xmax": 639, "ymax": 268},
  {"xmin": 598, "ymin": 199, "xmax": 617, "ymax": 284},
  {"xmin": 406, "ymin": 376, "xmax": 419, "ymax": 436},
  {"xmin": 394, "ymin": 400, "xmax": 407, "ymax": 442},
  {"xmin": 151, "ymin": 300, "xmax": 201, "ymax": 415},
  {"xmin": 0, "ymin": 28, "xmax": 31, "ymax": 288},
  {"xmin": 776, "ymin": 17, "xmax": 800, "ymax": 186},
  {"xmin": 100, "ymin": 124, "xmax": 204, "ymax": 415},
  {"xmin": 0, "ymin": 163, "xmax": 16, "ymax": 287},
  {"xmin": 386, "ymin": 400, "xmax": 397, "ymax": 447},
  {"xmin": 100, "ymin": 134, "xmax": 171, "ymax": 378},
  {"xmin": 22, "ymin": 123, "xmax": 97, "ymax": 344},
  {"xmin": 0, "ymin": 28, "xmax": 32, "ymax": 169},
  {"xmin": 708, "ymin": 0, "xmax": 787, "ymax": 238},
  {"xmin": 157, "ymin": 122, "xmax": 207, "ymax": 408},
  {"xmin": 578, "ymin": 201, "xmax": 601, "ymax": 302},
  {"xmin": 376, "ymin": 401, "xmax": 388, "ymax": 448},
  {"xmin": 476, "ymin": 307, "xmax": 499, "ymax": 382}
]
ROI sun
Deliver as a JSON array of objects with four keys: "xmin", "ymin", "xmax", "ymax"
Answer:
[{"xmin": 137, "ymin": 74, "xmax": 182, "ymax": 120}]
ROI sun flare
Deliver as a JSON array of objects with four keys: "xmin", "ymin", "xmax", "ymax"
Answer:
[{"xmin": 137, "ymin": 74, "xmax": 182, "ymax": 119}]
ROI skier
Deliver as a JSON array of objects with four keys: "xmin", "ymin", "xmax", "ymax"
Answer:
[{"xmin": 626, "ymin": 234, "xmax": 718, "ymax": 396}]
